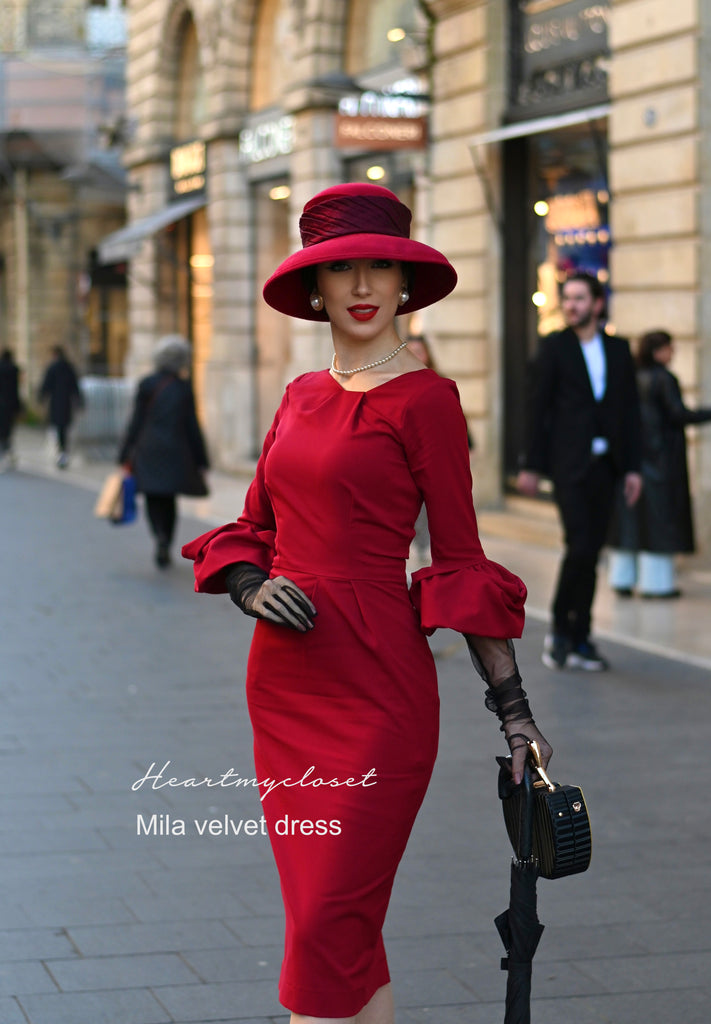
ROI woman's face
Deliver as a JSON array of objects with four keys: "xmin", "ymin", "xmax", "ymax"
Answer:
[
  {"xmin": 314, "ymin": 258, "xmax": 405, "ymax": 340},
  {"xmin": 653, "ymin": 343, "xmax": 673, "ymax": 366}
]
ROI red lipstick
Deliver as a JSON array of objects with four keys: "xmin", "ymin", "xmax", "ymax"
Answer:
[{"xmin": 348, "ymin": 305, "xmax": 378, "ymax": 321}]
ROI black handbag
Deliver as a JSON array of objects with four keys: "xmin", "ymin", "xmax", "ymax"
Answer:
[{"xmin": 496, "ymin": 740, "xmax": 591, "ymax": 879}]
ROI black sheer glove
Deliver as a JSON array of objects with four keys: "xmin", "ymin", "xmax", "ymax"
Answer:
[
  {"xmin": 224, "ymin": 562, "xmax": 317, "ymax": 632},
  {"xmin": 464, "ymin": 634, "xmax": 552, "ymax": 783}
]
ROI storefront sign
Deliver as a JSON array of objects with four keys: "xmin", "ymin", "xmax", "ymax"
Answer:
[
  {"xmin": 335, "ymin": 115, "xmax": 427, "ymax": 150},
  {"xmin": 239, "ymin": 117, "xmax": 294, "ymax": 164},
  {"xmin": 544, "ymin": 189, "xmax": 599, "ymax": 232},
  {"xmin": 169, "ymin": 140, "xmax": 206, "ymax": 197},
  {"xmin": 509, "ymin": 1, "xmax": 609, "ymax": 118},
  {"xmin": 338, "ymin": 87, "xmax": 426, "ymax": 121}
]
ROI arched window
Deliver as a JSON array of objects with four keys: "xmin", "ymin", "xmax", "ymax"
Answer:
[
  {"xmin": 346, "ymin": 0, "xmax": 418, "ymax": 74},
  {"xmin": 174, "ymin": 13, "xmax": 206, "ymax": 140},
  {"xmin": 251, "ymin": 0, "xmax": 296, "ymax": 110}
]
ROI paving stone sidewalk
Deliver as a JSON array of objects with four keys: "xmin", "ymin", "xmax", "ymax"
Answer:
[{"xmin": 1, "ymin": 467, "xmax": 710, "ymax": 1023}]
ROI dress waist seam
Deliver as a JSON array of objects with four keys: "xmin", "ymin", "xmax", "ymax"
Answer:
[{"xmin": 272, "ymin": 563, "xmax": 406, "ymax": 584}]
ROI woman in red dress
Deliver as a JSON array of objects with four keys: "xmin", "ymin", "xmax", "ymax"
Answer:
[{"xmin": 183, "ymin": 183, "xmax": 552, "ymax": 1024}]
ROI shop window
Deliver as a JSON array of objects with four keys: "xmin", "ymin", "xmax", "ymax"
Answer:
[
  {"xmin": 86, "ymin": 0, "xmax": 127, "ymax": 50},
  {"xmin": 501, "ymin": 116, "xmax": 610, "ymax": 479},
  {"xmin": 346, "ymin": 0, "xmax": 419, "ymax": 74},
  {"xmin": 86, "ymin": 256, "xmax": 128, "ymax": 377},
  {"xmin": 529, "ymin": 123, "xmax": 610, "ymax": 337},
  {"xmin": 174, "ymin": 15, "xmax": 206, "ymax": 140},
  {"xmin": 189, "ymin": 207, "xmax": 213, "ymax": 424},
  {"xmin": 251, "ymin": 0, "xmax": 296, "ymax": 111}
]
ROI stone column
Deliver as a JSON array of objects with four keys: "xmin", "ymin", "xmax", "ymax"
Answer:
[
  {"xmin": 284, "ymin": 108, "xmax": 342, "ymax": 381},
  {"xmin": 609, "ymin": 0, "xmax": 710, "ymax": 549},
  {"xmin": 121, "ymin": 158, "xmax": 168, "ymax": 380},
  {"xmin": 282, "ymin": 0, "xmax": 348, "ymax": 381},
  {"xmin": 425, "ymin": 0, "xmax": 503, "ymax": 504},
  {"xmin": 203, "ymin": 137, "xmax": 256, "ymax": 468}
]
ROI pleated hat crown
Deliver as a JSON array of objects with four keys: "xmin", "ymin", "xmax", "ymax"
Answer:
[{"xmin": 262, "ymin": 182, "xmax": 457, "ymax": 321}]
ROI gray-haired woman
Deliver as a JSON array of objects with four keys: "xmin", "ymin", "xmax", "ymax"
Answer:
[{"xmin": 119, "ymin": 335, "xmax": 209, "ymax": 567}]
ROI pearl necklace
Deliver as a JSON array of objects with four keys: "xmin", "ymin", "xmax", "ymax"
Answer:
[{"xmin": 331, "ymin": 340, "xmax": 408, "ymax": 376}]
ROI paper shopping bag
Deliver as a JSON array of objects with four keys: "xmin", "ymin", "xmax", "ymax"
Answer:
[{"xmin": 94, "ymin": 469, "xmax": 125, "ymax": 520}]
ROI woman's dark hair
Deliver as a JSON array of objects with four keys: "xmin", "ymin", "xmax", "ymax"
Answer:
[
  {"xmin": 301, "ymin": 267, "xmax": 317, "ymax": 293},
  {"xmin": 637, "ymin": 329, "xmax": 672, "ymax": 369}
]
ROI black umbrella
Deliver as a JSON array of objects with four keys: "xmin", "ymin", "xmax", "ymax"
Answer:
[{"xmin": 494, "ymin": 758, "xmax": 545, "ymax": 1024}]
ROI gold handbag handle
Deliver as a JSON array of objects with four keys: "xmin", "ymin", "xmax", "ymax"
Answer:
[{"xmin": 528, "ymin": 739, "xmax": 555, "ymax": 792}]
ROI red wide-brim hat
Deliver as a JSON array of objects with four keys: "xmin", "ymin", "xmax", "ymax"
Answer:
[{"xmin": 263, "ymin": 183, "xmax": 458, "ymax": 321}]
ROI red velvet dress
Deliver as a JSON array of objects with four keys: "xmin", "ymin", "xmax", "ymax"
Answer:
[{"xmin": 183, "ymin": 368, "xmax": 525, "ymax": 1017}]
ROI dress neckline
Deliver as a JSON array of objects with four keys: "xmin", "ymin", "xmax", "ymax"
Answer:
[{"xmin": 327, "ymin": 365, "xmax": 432, "ymax": 394}]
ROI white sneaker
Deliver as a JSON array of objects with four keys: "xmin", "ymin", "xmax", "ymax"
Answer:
[{"xmin": 565, "ymin": 640, "xmax": 609, "ymax": 671}]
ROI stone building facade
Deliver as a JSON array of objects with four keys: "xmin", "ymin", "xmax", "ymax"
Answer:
[
  {"xmin": 0, "ymin": 0, "xmax": 128, "ymax": 393},
  {"xmin": 114, "ymin": 0, "xmax": 711, "ymax": 542},
  {"xmin": 608, "ymin": 0, "xmax": 711, "ymax": 546}
]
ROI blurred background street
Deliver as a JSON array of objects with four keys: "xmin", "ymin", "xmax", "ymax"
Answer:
[{"xmin": 1, "ymin": 453, "xmax": 710, "ymax": 1024}]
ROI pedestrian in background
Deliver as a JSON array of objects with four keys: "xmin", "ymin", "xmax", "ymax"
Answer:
[
  {"xmin": 119, "ymin": 335, "xmax": 209, "ymax": 569},
  {"xmin": 39, "ymin": 346, "xmax": 83, "ymax": 468},
  {"xmin": 608, "ymin": 329, "xmax": 711, "ymax": 598},
  {"xmin": 0, "ymin": 349, "xmax": 21, "ymax": 469},
  {"xmin": 517, "ymin": 272, "xmax": 642, "ymax": 671},
  {"xmin": 405, "ymin": 333, "xmax": 436, "ymax": 369}
]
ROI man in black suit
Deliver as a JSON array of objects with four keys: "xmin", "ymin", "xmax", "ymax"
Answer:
[{"xmin": 517, "ymin": 272, "xmax": 642, "ymax": 670}]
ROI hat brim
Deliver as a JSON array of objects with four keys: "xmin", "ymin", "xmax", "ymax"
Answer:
[{"xmin": 263, "ymin": 233, "xmax": 457, "ymax": 321}]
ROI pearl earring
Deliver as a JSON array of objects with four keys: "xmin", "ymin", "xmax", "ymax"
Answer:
[
  {"xmin": 398, "ymin": 289, "xmax": 410, "ymax": 306},
  {"xmin": 310, "ymin": 293, "xmax": 324, "ymax": 311}
]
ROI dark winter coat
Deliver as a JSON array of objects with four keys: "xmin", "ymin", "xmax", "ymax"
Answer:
[
  {"xmin": 39, "ymin": 356, "xmax": 82, "ymax": 427},
  {"xmin": 118, "ymin": 371, "xmax": 209, "ymax": 496},
  {"xmin": 522, "ymin": 327, "xmax": 641, "ymax": 485},
  {"xmin": 610, "ymin": 365, "xmax": 711, "ymax": 553},
  {"xmin": 0, "ymin": 354, "xmax": 21, "ymax": 436}
]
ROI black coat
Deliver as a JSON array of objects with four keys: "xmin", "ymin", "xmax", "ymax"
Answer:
[
  {"xmin": 0, "ymin": 355, "xmax": 21, "ymax": 435},
  {"xmin": 522, "ymin": 328, "xmax": 641, "ymax": 484},
  {"xmin": 610, "ymin": 365, "xmax": 711, "ymax": 554},
  {"xmin": 118, "ymin": 371, "xmax": 209, "ymax": 496},
  {"xmin": 39, "ymin": 356, "xmax": 82, "ymax": 427}
]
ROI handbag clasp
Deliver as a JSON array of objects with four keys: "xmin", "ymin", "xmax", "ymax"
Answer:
[{"xmin": 528, "ymin": 740, "xmax": 555, "ymax": 792}]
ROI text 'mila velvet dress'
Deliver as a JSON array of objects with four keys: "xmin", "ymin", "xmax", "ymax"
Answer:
[{"xmin": 183, "ymin": 367, "xmax": 525, "ymax": 1017}]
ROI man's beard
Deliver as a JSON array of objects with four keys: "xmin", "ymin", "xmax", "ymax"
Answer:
[{"xmin": 568, "ymin": 309, "xmax": 594, "ymax": 329}]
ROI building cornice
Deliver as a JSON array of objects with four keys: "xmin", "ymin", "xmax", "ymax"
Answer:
[
  {"xmin": 123, "ymin": 116, "xmax": 246, "ymax": 169},
  {"xmin": 425, "ymin": 0, "xmax": 483, "ymax": 18}
]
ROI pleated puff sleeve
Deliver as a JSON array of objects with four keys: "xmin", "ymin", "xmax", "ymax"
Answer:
[
  {"xmin": 181, "ymin": 387, "xmax": 290, "ymax": 593},
  {"xmin": 404, "ymin": 377, "xmax": 526, "ymax": 638}
]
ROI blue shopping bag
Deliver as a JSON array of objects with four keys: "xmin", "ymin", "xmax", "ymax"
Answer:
[{"xmin": 111, "ymin": 473, "xmax": 138, "ymax": 525}]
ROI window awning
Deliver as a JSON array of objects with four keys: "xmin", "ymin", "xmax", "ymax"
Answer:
[
  {"xmin": 468, "ymin": 103, "xmax": 611, "ymax": 149},
  {"xmin": 97, "ymin": 195, "xmax": 207, "ymax": 265}
]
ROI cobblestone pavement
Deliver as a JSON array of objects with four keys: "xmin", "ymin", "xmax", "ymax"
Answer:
[{"xmin": 1, "ymin": 466, "xmax": 710, "ymax": 1023}]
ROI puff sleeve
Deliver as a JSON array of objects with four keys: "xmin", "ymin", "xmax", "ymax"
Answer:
[
  {"xmin": 182, "ymin": 387, "xmax": 289, "ymax": 593},
  {"xmin": 404, "ymin": 378, "xmax": 526, "ymax": 638}
]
